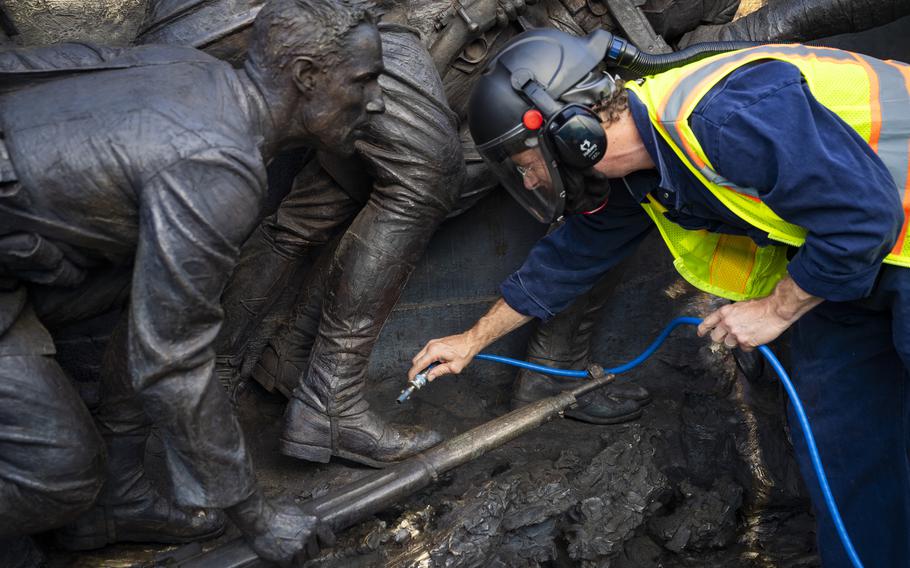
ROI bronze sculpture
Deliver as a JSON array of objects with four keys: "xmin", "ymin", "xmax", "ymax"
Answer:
[
  {"xmin": 2, "ymin": 0, "xmax": 908, "ymax": 565},
  {"xmin": 0, "ymin": 0, "xmax": 380, "ymax": 565}
]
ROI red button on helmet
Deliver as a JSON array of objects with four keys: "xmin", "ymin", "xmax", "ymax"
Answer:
[{"xmin": 522, "ymin": 109, "xmax": 544, "ymax": 130}]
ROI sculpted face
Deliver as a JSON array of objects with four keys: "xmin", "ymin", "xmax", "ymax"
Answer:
[{"xmin": 296, "ymin": 23, "xmax": 384, "ymax": 155}]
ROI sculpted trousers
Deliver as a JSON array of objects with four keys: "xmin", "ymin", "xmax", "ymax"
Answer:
[
  {"xmin": 0, "ymin": 287, "xmax": 105, "ymax": 536},
  {"xmin": 0, "ymin": 265, "xmax": 153, "ymax": 537}
]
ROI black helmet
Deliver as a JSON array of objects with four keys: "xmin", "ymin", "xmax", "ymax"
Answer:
[{"xmin": 468, "ymin": 28, "xmax": 618, "ymax": 223}]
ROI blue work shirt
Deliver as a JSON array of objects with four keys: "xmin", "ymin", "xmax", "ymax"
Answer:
[{"xmin": 501, "ymin": 59, "xmax": 903, "ymax": 320}]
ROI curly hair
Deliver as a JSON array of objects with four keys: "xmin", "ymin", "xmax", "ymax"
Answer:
[
  {"xmin": 248, "ymin": 0, "xmax": 379, "ymax": 73},
  {"xmin": 591, "ymin": 78, "xmax": 629, "ymax": 127}
]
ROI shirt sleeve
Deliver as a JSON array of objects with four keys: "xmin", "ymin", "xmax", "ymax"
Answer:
[
  {"xmin": 500, "ymin": 177, "xmax": 654, "ymax": 320},
  {"xmin": 129, "ymin": 147, "xmax": 265, "ymax": 508},
  {"xmin": 692, "ymin": 60, "xmax": 903, "ymax": 302}
]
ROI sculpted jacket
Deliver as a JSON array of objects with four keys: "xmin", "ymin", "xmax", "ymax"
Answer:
[{"xmin": 0, "ymin": 45, "xmax": 267, "ymax": 507}]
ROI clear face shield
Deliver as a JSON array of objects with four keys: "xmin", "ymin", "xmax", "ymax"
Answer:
[
  {"xmin": 476, "ymin": 125, "xmax": 567, "ymax": 224},
  {"xmin": 474, "ymin": 71, "xmax": 619, "ymax": 224}
]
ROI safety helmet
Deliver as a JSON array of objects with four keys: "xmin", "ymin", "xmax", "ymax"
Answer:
[{"xmin": 468, "ymin": 28, "xmax": 618, "ymax": 223}]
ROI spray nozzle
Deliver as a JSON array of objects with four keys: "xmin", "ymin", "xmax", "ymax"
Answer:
[{"xmin": 397, "ymin": 366, "xmax": 433, "ymax": 404}]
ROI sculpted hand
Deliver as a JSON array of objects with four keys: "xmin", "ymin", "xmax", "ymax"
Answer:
[
  {"xmin": 497, "ymin": 0, "xmax": 527, "ymax": 26},
  {"xmin": 697, "ymin": 277, "xmax": 823, "ymax": 352},
  {"xmin": 228, "ymin": 491, "xmax": 335, "ymax": 567},
  {"xmin": 409, "ymin": 333, "xmax": 482, "ymax": 382}
]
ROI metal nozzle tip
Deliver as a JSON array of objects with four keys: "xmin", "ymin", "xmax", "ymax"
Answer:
[
  {"xmin": 397, "ymin": 387, "xmax": 415, "ymax": 404},
  {"xmin": 396, "ymin": 371, "xmax": 430, "ymax": 404}
]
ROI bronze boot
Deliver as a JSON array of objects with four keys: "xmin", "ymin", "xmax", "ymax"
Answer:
[
  {"xmin": 56, "ymin": 431, "xmax": 225, "ymax": 551},
  {"xmin": 276, "ymin": 207, "xmax": 447, "ymax": 467},
  {"xmin": 259, "ymin": 334, "xmax": 443, "ymax": 468},
  {"xmin": 512, "ymin": 369, "xmax": 651, "ymax": 424},
  {"xmin": 512, "ymin": 259, "xmax": 651, "ymax": 425},
  {"xmin": 261, "ymin": 308, "xmax": 444, "ymax": 468},
  {"xmin": 281, "ymin": 396, "xmax": 443, "ymax": 468}
]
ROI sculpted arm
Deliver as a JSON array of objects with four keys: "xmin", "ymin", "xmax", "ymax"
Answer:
[{"xmin": 129, "ymin": 148, "xmax": 264, "ymax": 508}]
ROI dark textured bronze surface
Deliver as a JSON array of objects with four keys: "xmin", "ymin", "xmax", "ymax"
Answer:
[{"xmin": 2, "ymin": 0, "xmax": 149, "ymax": 45}]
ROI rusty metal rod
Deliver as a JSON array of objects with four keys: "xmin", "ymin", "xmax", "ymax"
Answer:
[{"xmin": 174, "ymin": 372, "xmax": 615, "ymax": 568}]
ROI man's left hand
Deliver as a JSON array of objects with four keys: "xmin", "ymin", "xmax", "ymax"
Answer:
[
  {"xmin": 698, "ymin": 298, "xmax": 793, "ymax": 351},
  {"xmin": 697, "ymin": 276, "xmax": 823, "ymax": 351}
]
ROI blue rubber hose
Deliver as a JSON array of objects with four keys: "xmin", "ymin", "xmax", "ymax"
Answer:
[
  {"xmin": 474, "ymin": 353, "xmax": 589, "ymax": 377},
  {"xmin": 474, "ymin": 316, "xmax": 863, "ymax": 568}
]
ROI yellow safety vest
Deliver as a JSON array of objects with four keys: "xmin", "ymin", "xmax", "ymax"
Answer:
[{"xmin": 626, "ymin": 45, "xmax": 910, "ymax": 301}]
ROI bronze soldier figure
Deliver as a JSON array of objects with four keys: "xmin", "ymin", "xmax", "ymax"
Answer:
[{"xmin": 0, "ymin": 0, "xmax": 380, "ymax": 565}]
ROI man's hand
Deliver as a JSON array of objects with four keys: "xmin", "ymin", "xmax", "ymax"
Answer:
[
  {"xmin": 697, "ymin": 276, "xmax": 823, "ymax": 351},
  {"xmin": 408, "ymin": 298, "xmax": 532, "ymax": 382},
  {"xmin": 409, "ymin": 332, "xmax": 482, "ymax": 382}
]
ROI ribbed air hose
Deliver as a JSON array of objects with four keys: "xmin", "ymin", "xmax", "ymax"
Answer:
[
  {"xmin": 595, "ymin": 29, "xmax": 762, "ymax": 75},
  {"xmin": 622, "ymin": 41, "xmax": 764, "ymax": 75}
]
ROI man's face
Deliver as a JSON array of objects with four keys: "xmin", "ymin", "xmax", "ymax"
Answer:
[
  {"xmin": 512, "ymin": 147, "xmax": 554, "ymax": 193},
  {"xmin": 300, "ymin": 23, "xmax": 384, "ymax": 154}
]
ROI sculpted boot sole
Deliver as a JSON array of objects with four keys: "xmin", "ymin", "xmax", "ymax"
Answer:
[
  {"xmin": 512, "ymin": 391, "xmax": 646, "ymax": 425},
  {"xmin": 564, "ymin": 405, "xmax": 644, "ymax": 425},
  {"xmin": 281, "ymin": 437, "xmax": 393, "ymax": 469}
]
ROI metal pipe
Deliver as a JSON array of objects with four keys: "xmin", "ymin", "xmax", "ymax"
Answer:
[{"xmin": 173, "ymin": 373, "xmax": 615, "ymax": 567}]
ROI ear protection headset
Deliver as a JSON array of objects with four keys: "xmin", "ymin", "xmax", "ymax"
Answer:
[{"xmin": 509, "ymin": 68, "xmax": 607, "ymax": 169}]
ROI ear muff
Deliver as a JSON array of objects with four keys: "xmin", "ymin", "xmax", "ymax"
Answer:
[
  {"xmin": 544, "ymin": 104, "xmax": 606, "ymax": 169},
  {"xmin": 512, "ymin": 74, "xmax": 607, "ymax": 169}
]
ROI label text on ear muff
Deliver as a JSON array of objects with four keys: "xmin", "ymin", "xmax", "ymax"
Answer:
[{"xmin": 580, "ymin": 139, "xmax": 599, "ymax": 159}]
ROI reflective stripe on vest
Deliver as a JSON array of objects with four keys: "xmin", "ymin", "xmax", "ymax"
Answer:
[{"xmin": 627, "ymin": 45, "xmax": 910, "ymax": 300}]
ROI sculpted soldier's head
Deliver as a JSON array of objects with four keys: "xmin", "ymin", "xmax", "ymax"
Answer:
[{"xmin": 247, "ymin": 0, "xmax": 384, "ymax": 155}]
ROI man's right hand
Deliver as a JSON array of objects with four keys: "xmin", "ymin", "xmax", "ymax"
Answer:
[
  {"xmin": 227, "ymin": 491, "xmax": 335, "ymax": 567},
  {"xmin": 408, "ymin": 298, "xmax": 533, "ymax": 383},
  {"xmin": 409, "ymin": 332, "xmax": 482, "ymax": 382}
]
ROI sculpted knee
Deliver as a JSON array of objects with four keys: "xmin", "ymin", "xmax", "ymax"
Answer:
[
  {"xmin": 35, "ymin": 424, "xmax": 106, "ymax": 529},
  {"xmin": 2, "ymin": 432, "xmax": 105, "ymax": 536},
  {"xmin": 58, "ymin": 437, "xmax": 107, "ymax": 517}
]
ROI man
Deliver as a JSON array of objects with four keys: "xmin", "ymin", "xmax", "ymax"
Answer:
[
  {"xmin": 410, "ymin": 29, "xmax": 910, "ymax": 567},
  {"xmin": 0, "ymin": 0, "xmax": 381, "ymax": 565}
]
